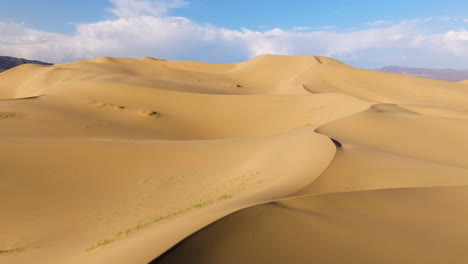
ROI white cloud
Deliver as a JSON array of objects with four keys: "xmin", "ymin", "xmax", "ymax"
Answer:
[
  {"xmin": 399, "ymin": 17, "xmax": 433, "ymax": 25},
  {"xmin": 1, "ymin": 0, "xmax": 468, "ymax": 68},
  {"xmin": 442, "ymin": 29, "xmax": 468, "ymax": 55},
  {"xmin": 440, "ymin": 16, "xmax": 465, "ymax": 23},
  {"xmin": 316, "ymin": 26, "xmax": 336, "ymax": 30},
  {"xmin": 292, "ymin": 27, "xmax": 312, "ymax": 31},
  {"xmin": 441, "ymin": 16, "xmax": 452, "ymax": 22},
  {"xmin": 341, "ymin": 55, "xmax": 358, "ymax": 61},
  {"xmin": 293, "ymin": 26, "xmax": 335, "ymax": 31}
]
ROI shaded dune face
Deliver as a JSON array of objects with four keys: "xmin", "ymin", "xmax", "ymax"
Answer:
[
  {"xmin": 156, "ymin": 103, "xmax": 468, "ymax": 264},
  {"xmin": 1, "ymin": 55, "xmax": 468, "ymax": 264},
  {"xmin": 154, "ymin": 186, "xmax": 468, "ymax": 264}
]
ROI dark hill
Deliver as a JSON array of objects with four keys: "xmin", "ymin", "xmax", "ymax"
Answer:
[
  {"xmin": 376, "ymin": 66, "xmax": 468, "ymax": 82},
  {"xmin": 0, "ymin": 56, "xmax": 53, "ymax": 72}
]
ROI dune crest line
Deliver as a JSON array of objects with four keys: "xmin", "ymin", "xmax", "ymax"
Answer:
[{"xmin": 1, "ymin": 54, "xmax": 468, "ymax": 264}]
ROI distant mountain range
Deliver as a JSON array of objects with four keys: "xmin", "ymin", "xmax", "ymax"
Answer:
[
  {"xmin": 0, "ymin": 56, "xmax": 53, "ymax": 72},
  {"xmin": 376, "ymin": 66, "xmax": 468, "ymax": 82}
]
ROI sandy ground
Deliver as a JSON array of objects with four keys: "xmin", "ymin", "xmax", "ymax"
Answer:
[{"xmin": 1, "ymin": 55, "xmax": 467, "ymax": 264}]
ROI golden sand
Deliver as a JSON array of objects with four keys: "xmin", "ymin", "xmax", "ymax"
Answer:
[{"xmin": 1, "ymin": 55, "xmax": 467, "ymax": 264}]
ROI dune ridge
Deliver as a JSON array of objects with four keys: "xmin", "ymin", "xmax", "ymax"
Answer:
[{"xmin": 1, "ymin": 54, "xmax": 468, "ymax": 264}]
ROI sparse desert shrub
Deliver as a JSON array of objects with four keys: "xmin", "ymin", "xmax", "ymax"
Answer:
[{"xmin": 143, "ymin": 110, "xmax": 161, "ymax": 117}]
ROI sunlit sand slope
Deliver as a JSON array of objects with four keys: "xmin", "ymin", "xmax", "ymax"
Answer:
[
  {"xmin": 1, "ymin": 54, "xmax": 468, "ymax": 264},
  {"xmin": 156, "ymin": 186, "xmax": 468, "ymax": 264}
]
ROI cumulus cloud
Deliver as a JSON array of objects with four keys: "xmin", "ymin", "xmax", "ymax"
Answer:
[
  {"xmin": 1, "ymin": 0, "xmax": 468, "ymax": 68},
  {"xmin": 442, "ymin": 30, "xmax": 468, "ymax": 55}
]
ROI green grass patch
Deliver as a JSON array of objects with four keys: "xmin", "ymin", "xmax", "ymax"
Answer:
[
  {"xmin": 0, "ymin": 248, "xmax": 23, "ymax": 255},
  {"xmin": 192, "ymin": 200, "xmax": 213, "ymax": 209},
  {"xmin": 86, "ymin": 195, "xmax": 232, "ymax": 252},
  {"xmin": 218, "ymin": 194, "xmax": 232, "ymax": 200}
]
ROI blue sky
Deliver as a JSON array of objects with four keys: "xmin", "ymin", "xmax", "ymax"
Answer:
[{"xmin": 1, "ymin": 0, "xmax": 468, "ymax": 68}]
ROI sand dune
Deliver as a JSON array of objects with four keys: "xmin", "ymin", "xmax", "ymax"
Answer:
[
  {"xmin": 155, "ymin": 186, "xmax": 468, "ymax": 264},
  {"xmin": 1, "ymin": 54, "xmax": 468, "ymax": 264}
]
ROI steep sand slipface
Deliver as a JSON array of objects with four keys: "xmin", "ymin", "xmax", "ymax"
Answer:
[
  {"xmin": 316, "ymin": 104, "xmax": 468, "ymax": 168},
  {"xmin": 296, "ymin": 104, "xmax": 468, "ymax": 195},
  {"xmin": 1, "ymin": 54, "xmax": 468, "ymax": 264},
  {"xmin": 0, "ymin": 55, "xmax": 356, "ymax": 264},
  {"xmin": 0, "ymin": 129, "xmax": 335, "ymax": 264},
  {"xmin": 156, "ymin": 186, "xmax": 468, "ymax": 264}
]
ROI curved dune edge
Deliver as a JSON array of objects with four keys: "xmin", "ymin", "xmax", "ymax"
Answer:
[
  {"xmin": 72, "ymin": 129, "xmax": 335, "ymax": 264},
  {"xmin": 153, "ymin": 100, "xmax": 468, "ymax": 263},
  {"xmin": 154, "ymin": 185, "xmax": 468, "ymax": 264},
  {"xmin": 316, "ymin": 103, "xmax": 468, "ymax": 168},
  {"xmin": 1, "ymin": 54, "xmax": 468, "ymax": 264},
  {"xmin": 0, "ymin": 129, "xmax": 335, "ymax": 264}
]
